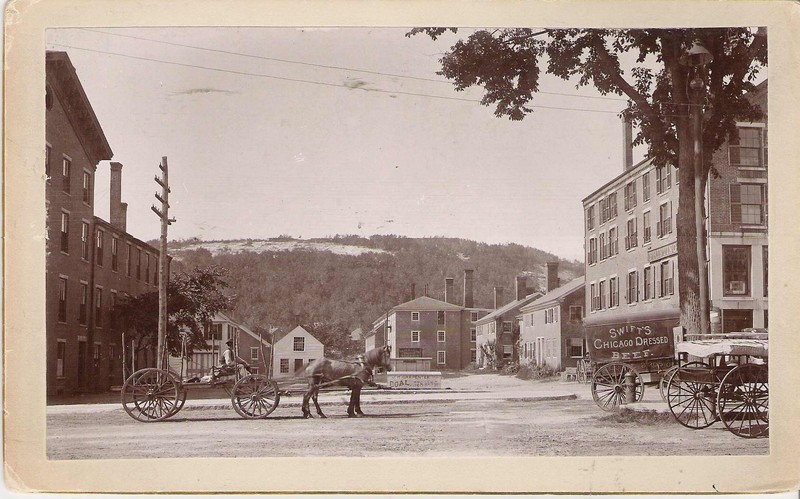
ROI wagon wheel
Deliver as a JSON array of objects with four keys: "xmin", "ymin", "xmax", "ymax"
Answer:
[
  {"xmin": 717, "ymin": 364, "xmax": 769, "ymax": 438},
  {"xmin": 231, "ymin": 375, "xmax": 280, "ymax": 419},
  {"xmin": 665, "ymin": 366, "xmax": 717, "ymax": 429},
  {"xmin": 659, "ymin": 361, "xmax": 708, "ymax": 403},
  {"xmin": 121, "ymin": 368, "xmax": 181, "ymax": 422},
  {"xmin": 166, "ymin": 389, "xmax": 188, "ymax": 418},
  {"xmin": 591, "ymin": 362, "xmax": 644, "ymax": 411}
]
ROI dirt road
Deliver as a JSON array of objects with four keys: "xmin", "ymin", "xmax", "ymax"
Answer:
[{"xmin": 47, "ymin": 395, "xmax": 768, "ymax": 459}]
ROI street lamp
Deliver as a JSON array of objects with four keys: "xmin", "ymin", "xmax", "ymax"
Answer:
[{"xmin": 681, "ymin": 40, "xmax": 713, "ymax": 335}]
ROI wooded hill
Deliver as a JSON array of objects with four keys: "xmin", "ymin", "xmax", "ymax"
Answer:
[{"xmin": 169, "ymin": 235, "xmax": 583, "ymax": 339}]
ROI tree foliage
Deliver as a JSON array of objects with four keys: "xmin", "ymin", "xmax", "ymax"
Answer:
[
  {"xmin": 116, "ymin": 266, "xmax": 235, "ymax": 358},
  {"xmin": 408, "ymin": 27, "xmax": 767, "ymax": 334},
  {"xmin": 301, "ymin": 322, "xmax": 363, "ymax": 360}
]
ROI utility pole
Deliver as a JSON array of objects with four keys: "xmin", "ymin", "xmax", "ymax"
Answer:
[{"xmin": 151, "ymin": 157, "xmax": 176, "ymax": 370}]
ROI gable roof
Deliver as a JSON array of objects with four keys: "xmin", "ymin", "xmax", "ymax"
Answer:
[
  {"xmin": 475, "ymin": 292, "xmax": 543, "ymax": 325},
  {"xmin": 214, "ymin": 312, "xmax": 271, "ymax": 347},
  {"xmin": 391, "ymin": 295, "xmax": 463, "ymax": 313},
  {"xmin": 519, "ymin": 276, "xmax": 585, "ymax": 313},
  {"xmin": 272, "ymin": 325, "xmax": 322, "ymax": 345}
]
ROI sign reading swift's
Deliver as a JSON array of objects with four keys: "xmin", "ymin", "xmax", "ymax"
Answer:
[{"xmin": 585, "ymin": 318, "xmax": 677, "ymax": 362}]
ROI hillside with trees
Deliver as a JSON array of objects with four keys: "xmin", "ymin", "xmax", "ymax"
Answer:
[{"xmin": 168, "ymin": 235, "xmax": 583, "ymax": 348}]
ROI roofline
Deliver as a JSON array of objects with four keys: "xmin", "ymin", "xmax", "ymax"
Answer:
[
  {"xmin": 519, "ymin": 284, "xmax": 585, "ymax": 312},
  {"xmin": 581, "ymin": 157, "xmax": 654, "ymax": 204}
]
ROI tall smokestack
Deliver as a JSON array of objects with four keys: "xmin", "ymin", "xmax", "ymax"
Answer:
[
  {"xmin": 463, "ymin": 269, "xmax": 474, "ymax": 308},
  {"xmin": 494, "ymin": 286, "xmax": 504, "ymax": 310},
  {"xmin": 445, "ymin": 278, "xmax": 455, "ymax": 304},
  {"xmin": 515, "ymin": 275, "xmax": 527, "ymax": 301},
  {"xmin": 109, "ymin": 162, "xmax": 128, "ymax": 231},
  {"xmin": 424, "ymin": 284, "xmax": 429, "ymax": 297},
  {"xmin": 546, "ymin": 262, "xmax": 560, "ymax": 292},
  {"xmin": 622, "ymin": 116, "xmax": 633, "ymax": 171},
  {"xmin": 411, "ymin": 283, "xmax": 416, "ymax": 300}
]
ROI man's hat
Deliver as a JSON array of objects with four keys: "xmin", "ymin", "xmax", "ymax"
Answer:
[{"xmin": 226, "ymin": 339, "xmax": 234, "ymax": 346}]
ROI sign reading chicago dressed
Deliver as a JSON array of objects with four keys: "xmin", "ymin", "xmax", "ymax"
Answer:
[{"xmin": 586, "ymin": 318, "xmax": 676, "ymax": 362}]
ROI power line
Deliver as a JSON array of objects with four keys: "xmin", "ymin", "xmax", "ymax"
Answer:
[
  {"xmin": 47, "ymin": 43, "xmax": 625, "ymax": 115},
  {"xmin": 74, "ymin": 27, "xmax": 629, "ymax": 103}
]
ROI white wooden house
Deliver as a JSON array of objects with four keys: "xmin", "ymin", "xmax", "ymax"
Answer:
[{"xmin": 271, "ymin": 325, "xmax": 325, "ymax": 378}]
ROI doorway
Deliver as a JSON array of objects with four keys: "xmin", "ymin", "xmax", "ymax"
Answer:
[{"xmin": 294, "ymin": 358, "xmax": 304, "ymax": 372}]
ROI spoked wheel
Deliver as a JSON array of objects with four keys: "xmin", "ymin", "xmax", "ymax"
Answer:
[
  {"xmin": 121, "ymin": 368, "xmax": 181, "ymax": 422},
  {"xmin": 659, "ymin": 361, "xmax": 708, "ymax": 403},
  {"xmin": 591, "ymin": 363, "xmax": 644, "ymax": 411},
  {"xmin": 231, "ymin": 375, "xmax": 280, "ymax": 419},
  {"xmin": 665, "ymin": 366, "xmax": 718, "ymax": 429},
  {"xmin": 717, "ymin": 364, "xmax": 769, "ymax": 438}
]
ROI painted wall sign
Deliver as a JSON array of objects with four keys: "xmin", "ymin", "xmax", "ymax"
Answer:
[
  {"xmin": 586, "ymin": 318, "xmax": 678, "ymax": 362},
  {"xmin": 386, "ymin": 372, "xmax": 442, "ymax": 389},
  {"xmin": 648, "ymin": 241, "xmax": 678, "ymax": 263}
]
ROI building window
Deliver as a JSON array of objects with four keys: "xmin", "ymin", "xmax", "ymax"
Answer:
[
  {"xmin": 599, "ymin": 280, "xmax": 606, "ymax": 310},
  {"xmin": 599, "ymin": 233, "xmax": 607, "ymax": 260},
  {"xmin": 96, "ymin": 229, "xmax": 104, "ymax": 267},
  {"xmin": 624, "ymin": 181, "xmax": 637, "ymax": 211},
  {"xmin": 411, "ymin": 312, "xmax": 419, "ymax": 321},
  {"xmin": 545, "ymin": 309, "xmax": 552, "ymax": 324},
  {"xmin": 642, "ymin": 172, "xmax": 650, "ymax": 202},
  {"xmin": 627, "ymin": 271, "xmax": 639, "ymax": 304},
  {"xmin": 205, "ymin": 323, "xmax": 222, "ymax": 341},
  {"xmin": 126, "ymin": 243, "xmax": 132, "ymax": 277},
  {"xmin": 470, "ymin": 349, "xmax": 477, "ymax": 363},
  {"xmin": 80, "ymin": 222, "xmax": 90, "ymax": 260},
  {"xmin": 660, "ymin": 260, "xmax": 675, "ymax": 297},
  {"xmin": 437, "ymin": 311, "xmax": 445, "ymax": 325},
  {"xmin": 567, "ymin": 338, "xmax": 585, "ymax": 358},
  {"xmin": 588, "ymin": 237, "xmax": 597, "ymax": 265},
  {"xmin": 470, "ymin": 311, "xmax": 478, "ymax": 322},
  {"xmin": 62, "ymin": 156, "xmax": 72, "ymax": 193},
  {"xmin": 586, "ymin": 204, "xmax": 595, "ymax": 230},
  {"xmin": 626, "ymin": 218, "xmax": 638, "ymax": 250},
  {"xmin": 437, "ymin": 330, "xmax": 446, "ymax": 342},
  {"xmin": 658, "ymin": 202, "xmax": 672, "ymax": 237},
  {"xmin": 609, "ymin": 227, "xmax": 618, "ymax": 256},
  {"xmin": 145, "ymin": 254, "xmax": 151, "ymax": 284},
  {"xmin": 95, "ymin": 287, "xmax": 102, "ymax": 328},
  {"xmin": 470, "ymin": 328, "xmax": 476, "ymax": 342},
  {"xmin": 643, "ymin": 211, "xmax": 651, "ymax": 244},
  {"xmin": 590, "ymin": 283, "xmax": 598, "ymax": 312},
  {"xmin": 93, "ymin": 343, "xmax": 101, "ymax": 362},
  {"xmin": 723, "ymin": 245, "xmax": 751, "ymax": 296},
  {"xmin": 293, "ymin": 337, "xmax": 305, "ymax": 352},
  {"xmin": 280, "ymin": 359, "xmax": 289, "ymax": 374},
  {"xmin": 599, "ymin": 197, "xmax": 609, "ymax": 224},
  {"xmin": 503, "ymin": 345, "xmax": 513, "ymax": 360},
  {"xmin": 437, "ymin": 351, "xmax": 446, "ymax": 364},
  {"xmin": 58, "ymin": 277, "xmax": 68, "ymax": 323},
  {"xmin": 608, "ymin": 193, "xmax": 618, "ymax": 220},
  {"xmin": 250, "ymin": 347, "xmax": 259, "ymax": 361},
  {"xmin": 109, "ymin": 291, "xmax": 118, "ymax": 330},
  {"xmin": 136, "ymin": 248, "xmax": 142, "ymax": 280},
  {"xmin": 643, "ymin": 266, "xmax": 653, "ymax": 300},
  {"xmin": 729, "ymin": 126, "xmax": 766, "ymax": 167},
  {"xmin": 56, "ymin": 340, "xmax": 66, "ymax": 378},
  {"xmin": 411, "ymin": 331, "xmax": 420, "ymax": 343},
  {"xmin": 763, "ymin": 246, "xmax": 768, "ymax": 297},
  {"xmin": 502, "ymin": 321, "xmax": 512, "ymax": 333},
  {"xmin": 60, "ymin": 212, "xmax": 70, "ymax": 254},
  {"xmin": 111, "ymin": 238, "xmax": 119, "ymax": 271},
  {"xmin": 79, "ymin": 282, "xmax": 88, "ymax": 325},
  {"xmin": 45, "ymin": 144, "xmax": 52, "ymax": 179},
  {"xmin": 569, "ymin": 305, "xmax": 583, "ymax": 322},
  {"xmin": 82, "ymin": 171, "xmax": 92, "ymax": 205},
  {"xmin": 730, "ymin": 184, "xmax": 766, "ymax": 225},
  {"xmin": 656, "ymin": 165, "xmax": 671, "ymax": 194},
  {"xmin": 609, "ymin": 277, "xmax": 618, "ymax": 308}
]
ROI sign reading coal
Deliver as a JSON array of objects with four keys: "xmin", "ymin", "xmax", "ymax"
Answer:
[{"xmin": 586, "ymin": 319, "xmax": 677, "ymax": 362}]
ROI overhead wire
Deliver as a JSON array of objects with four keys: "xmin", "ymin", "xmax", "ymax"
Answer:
[{"xmin": 47, "ymin": 42, "xmax": 626, "ymax": 115}]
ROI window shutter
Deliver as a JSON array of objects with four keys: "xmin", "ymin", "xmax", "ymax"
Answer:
[{"xmin": 730, "ymin": 184, "xmax": 742, "ymax": 223}]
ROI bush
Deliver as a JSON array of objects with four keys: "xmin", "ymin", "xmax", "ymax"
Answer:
[
  {"xmin": 501, "ymin": 361, "xmax": 520, "ymax": 375},
  {"xmin": 516, "ymin": 359, "xmax": 558, "ymax": 380}
]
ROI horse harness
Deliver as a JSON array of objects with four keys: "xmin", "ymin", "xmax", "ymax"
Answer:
[{"xmin": 312, "ymin": 358, "xmax": 376, "ymax": 389}]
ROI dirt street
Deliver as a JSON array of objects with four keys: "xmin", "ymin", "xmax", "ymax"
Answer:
[{"xmin": 47, "ymin": 374, "xmax": 768, "ymax": 459}]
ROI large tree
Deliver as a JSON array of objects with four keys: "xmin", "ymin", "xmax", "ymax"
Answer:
[
  {"xmin": 408, "ymin": 28, "xmax": 767, "ymax": 335},
  {"xmin": 116, "ymin": 266, "xmax": 235, "ymax": 362}
]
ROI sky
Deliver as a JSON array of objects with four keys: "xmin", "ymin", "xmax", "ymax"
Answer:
[{"xmin": 46, "ymin": 27, "xmax": 648, "ymax": 262}]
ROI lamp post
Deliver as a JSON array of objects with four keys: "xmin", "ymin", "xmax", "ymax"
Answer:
[{"xmin": 681, "ymin": 41, "xmax": 713, "ymax": 335}]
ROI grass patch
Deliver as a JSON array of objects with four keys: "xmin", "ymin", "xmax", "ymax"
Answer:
[{"xmin": 598, "ymin": 408, "xmax": 676, "ymax": 425}]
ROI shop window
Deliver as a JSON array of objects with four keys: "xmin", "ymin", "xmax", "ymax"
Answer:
[{"xmin": 723, "ymin": 245, "xmax": 751, "ymax": 296}]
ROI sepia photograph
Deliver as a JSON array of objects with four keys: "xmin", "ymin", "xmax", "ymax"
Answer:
[{"xmin": 5, "ymin": 0, "xmax": 800, "ymax": 494}]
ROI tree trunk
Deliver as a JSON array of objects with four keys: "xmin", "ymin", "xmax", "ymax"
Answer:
[{"xmin": 676, "ymin": 123, "xmax": 702, "ymax": 337}]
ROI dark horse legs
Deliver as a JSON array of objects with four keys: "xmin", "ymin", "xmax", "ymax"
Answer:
[{"xmin": 302, "ymin": 377, "xmax": 325, "ymax": 418}]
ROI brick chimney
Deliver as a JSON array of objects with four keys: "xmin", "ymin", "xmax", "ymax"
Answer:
[
  {"xmin": 546, "ymin": 262, "xmax": 560, "ymax": 292},
  {"xmin": 622, "ymin": 116, "xmax": 633, "ymax": 171},
  {"xmin": 410, "ymin": 283, "xmax": 416, "ymax": 300},
  {"xmin": 109, "ymin": 162, "xmax": 128, "ymax": 231},
  {"xmin": 463, "ymin": 269, "xmax": 474, "ymax": 308},
  {"xmin": 445, "ymin": 278, "xmax": 455, "ymax": 304},
  {"xmin": 494, "ymin": 286, "xmax": 504, "ymax": 310},
  {"xmin": 515, "ymin": 275, "xmax": 527, "ymax": 301}
]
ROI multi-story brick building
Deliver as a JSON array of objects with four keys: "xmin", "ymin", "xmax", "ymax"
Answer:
[
  {"xmin": 46, "ymin": 51, "xmax": 159, "ymax": 396},
  {"xmin": 581, "ymin": 81, "xmax": 768, "ymax": 357}
]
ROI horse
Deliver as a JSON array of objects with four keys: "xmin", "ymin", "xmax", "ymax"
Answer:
[{"xmin": 301, "ymin": 345, "xmax": 392, "ymax": 418}]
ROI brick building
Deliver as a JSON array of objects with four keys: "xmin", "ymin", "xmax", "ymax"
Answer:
[{"xmin": 46, "ymin": 51, "xmax": 159, "ymax": 396}]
